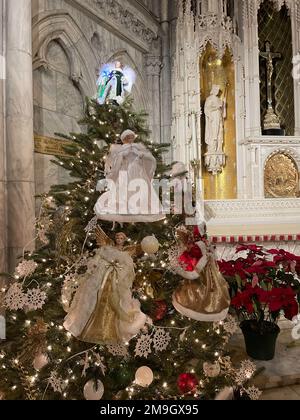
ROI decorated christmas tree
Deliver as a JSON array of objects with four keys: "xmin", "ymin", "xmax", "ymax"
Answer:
[{"xmin": 0, "ymin": 99, "xmax": 259, "ymax": 401}]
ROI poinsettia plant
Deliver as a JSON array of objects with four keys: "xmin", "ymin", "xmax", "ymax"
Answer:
[{"xmin": 219, "ymin": 245, "xmax": 300, "ymax": 326}]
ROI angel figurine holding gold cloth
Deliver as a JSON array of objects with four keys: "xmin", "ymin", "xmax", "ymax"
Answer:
[{"xmin": 63, "ymin": 227, "xmax": 147, "ymax": 345}]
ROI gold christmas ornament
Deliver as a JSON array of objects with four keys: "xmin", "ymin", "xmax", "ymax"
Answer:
[
  {"xmin": 135, "ymin": 366, "xmax": 154, "ymax": 388},
  {"xmin": 141, "ymin": 236, "xmax": 160, "ymax": 255},
  {"xmin": 83, "ymin": 380, "xmax": 104, "ymax": 400}
]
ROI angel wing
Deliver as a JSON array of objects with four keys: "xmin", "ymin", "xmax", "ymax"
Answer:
[
  {"xmin": 95, "ymin": 226, "xmax": 114, "ymax": 248},
  {"xmin": 122, "ymin": 66, "xmax": 136, "ymax": 93},
  {"xmin": 97, "ymin": 63, "xmax": 115, "ymax": 84},
  {"xmin": 124, "ymin": 244, "xmax": 143, "ymax": 258}
]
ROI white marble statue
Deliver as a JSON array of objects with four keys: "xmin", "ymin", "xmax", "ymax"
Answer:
[{"xmin": 204, "ymin": 85, "xmax": 226, "ymax": 175}]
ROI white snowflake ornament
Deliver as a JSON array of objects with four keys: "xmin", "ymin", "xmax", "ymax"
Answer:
[
  {"xmin": 245, "ymin": 386, "xmax": 262, "ymax": 401},
  {"xmin": 49, "ymin": 372, "xmax": 67, "ymax": 394},
  {"xmin": 26, "ymin": 288, "xmax": 47, "ymax": 311},
  {"xmin": 223, "ymin": 315, "xmax": 239, "ymax": 335},
  {"xmin": 135, "ymin": 335, "xmax": 153, "ymax": 359},
  {"xmin": 94, "ymin": 353, "xmax": 106, "ymax": 376},
  {"xmin": 4, "ymin": 283, "xmax": 27, "ymax": 311},
  {"xmin": 240, "ymin": 360, "xmax": 256, "ymax": 380},
  {"xmin": 15, "ymin": 260, "xmax": 37, "ymax": 279},
  {"xmin": 85, "ymin": 216, "xmax": 98, "ymax": 233},
  {"xmin": 153, "ymin": 329, "xmax": 171, "ymax": 353},
  {"xmin": 107, "ymin": 344, "xmax": 129, "ymax": 358}
]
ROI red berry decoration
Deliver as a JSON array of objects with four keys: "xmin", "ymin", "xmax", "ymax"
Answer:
[
  {"xmin": 153, "ymin": 300, "xmax": 168, "ymax": 321},
  {"xmin": 177, "ymin": 373, "xmax": 198, "ymax": 394}
]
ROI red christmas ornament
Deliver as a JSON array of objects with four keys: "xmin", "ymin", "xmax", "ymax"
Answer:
[
  {"xmin": 153, "ymin": 300, "xmax": 168, "ymax": 321},
  {"xmin": 177, "ymin": 373, "xmax": 198, "ymax": 394}
]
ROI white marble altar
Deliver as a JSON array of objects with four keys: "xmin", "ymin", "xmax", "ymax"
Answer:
[{"xmin": 172, "ymin": 0, "xmax": 300, "ymax": 243}]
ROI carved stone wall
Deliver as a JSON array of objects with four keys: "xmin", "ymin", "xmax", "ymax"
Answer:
[{"xmin": 32, "ymin": 0, "xmax": 161, "ymax": 197}]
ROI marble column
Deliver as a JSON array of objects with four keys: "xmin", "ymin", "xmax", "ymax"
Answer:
[
  {"xmin": 0, "ymin": 0, "xmax": 6, "ymax": 276},
  {"xmin": 146, "ymin": 56, "xmax": 162, "ymax": 143},
  {"xmin": 243, "ymin": 3, "xmax": 261, "ymax": 137},
  {"xmin": 160, "ymin": 0, "xmax": 172, "ymax": 147},
  {"xmin": 0, "ymin": 0, "xmax": 6, "ymax": 315},
  {"xmin": 6, "ymin": 0, "xmax": 35, "ymax": 270}
]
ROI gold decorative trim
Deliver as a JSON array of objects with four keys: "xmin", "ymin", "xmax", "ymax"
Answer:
[{"xmin": 34, "ymin": 135, "xmax": 73, "ymax": 157}]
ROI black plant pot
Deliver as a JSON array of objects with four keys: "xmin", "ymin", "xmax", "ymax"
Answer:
[{"xmin": 241, "ymin": 320, "xmax": 280, "ymax": 361}]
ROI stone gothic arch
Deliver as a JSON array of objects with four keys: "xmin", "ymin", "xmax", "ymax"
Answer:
[{"xmin": 32, "ymin": 11, "xmax": 98, "ymax": 97}]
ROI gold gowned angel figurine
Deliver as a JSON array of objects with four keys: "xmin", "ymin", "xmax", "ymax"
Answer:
[{"xmin": 63, "ymin": 227, "xmax": 147, "ymax": 345}]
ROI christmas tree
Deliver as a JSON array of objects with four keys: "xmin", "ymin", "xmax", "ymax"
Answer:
[{"xmin": 0, "ymin": 99, "xmax": 258, "ymax": 401}]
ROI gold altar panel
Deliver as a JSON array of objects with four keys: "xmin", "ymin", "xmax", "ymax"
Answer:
[
  {"xmin": 200, "ymin": 45, "xmax": 237, "ymax": 200},
  {"xmin": 264, "ymin": 153, "xmax": 299, "ymax": 198}
]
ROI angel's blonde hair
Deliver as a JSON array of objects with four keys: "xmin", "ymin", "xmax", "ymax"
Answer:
[{"xmin": 115, "ymin": 232, "xmax": 128, "ymax": 241}]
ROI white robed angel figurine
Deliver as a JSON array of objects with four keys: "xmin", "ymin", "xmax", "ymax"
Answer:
[
  {"xmin": 63, "ymin": 227, "xmax": 147, "ymax": 345},
  {"xmin": 94, "ymin": 129, "xmax": 165, "ymax": 223}
]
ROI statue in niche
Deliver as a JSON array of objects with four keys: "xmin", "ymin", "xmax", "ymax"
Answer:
[{"xmin": 204, "ymin": 85, "xmax": 227, "ymax": 175}]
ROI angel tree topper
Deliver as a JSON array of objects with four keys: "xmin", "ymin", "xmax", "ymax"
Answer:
[
  {"xmin": 94, "ymin": 130, "xmax": 165, "ymax": 223},
  {"xmin": 97, "ymin": 61, "xmax": 136, "ymax": 106}
]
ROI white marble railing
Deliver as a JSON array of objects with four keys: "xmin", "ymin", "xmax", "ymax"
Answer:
[{"xmin": 207, "ymin": 198, "xmax": 300, "ymax": 226}]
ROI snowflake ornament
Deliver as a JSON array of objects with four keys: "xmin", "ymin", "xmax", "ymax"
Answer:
[
  {"xmin": 4, "ymin": 283, "xmax": 27, "ymax": 311},
  {"xmin": 135, "ymin": 335, "xmax": 153, "ymax": 359},
  {"xmin": 85, "ymin": 216, "xmax": 98, "ymax": 233},
  {"xmin": 49, "ymin": 372, "xmax": 67, "ymax": 394},
  {"xmin": 26, "ymin": 288, "xmax": 47, "ymax": 311},
  {"xmin": 240, "ymin": 360, "xmax": 256, "ymax": 380},
  {"xmin": 107, "ymin": 344, "xmax": 129, "ymax": 358},
  {"xmin": 220, "ymin": 356, "xmax": 232, "ymax": 371},
  {"xmin": 94, "ymin": 352, "xmax": 106, "ymax": 376},
  {"xmin": 168, "ymin": 245, "xmax": 185, "ymax": 273},
  {"xmin": 80, "ymin": 354, "xmax": 90, "ymax": 378},
  {"xmin": 223, "ymin": 315, "xmax": 239, "ymax": 335},
  {"xmin": 245, "ymin": 386, "xmax": 262, "ymax": 401},
  {"xmin": 153, "ymin": 329, "xmax": 171, "ymax": 353},
  {"xmin": 235, "ymin": 361, "xmax": 256, "ymax": 386},
  {"xmin": 15, "ymin": 260, "xmax": 37, "ymax": 279}
]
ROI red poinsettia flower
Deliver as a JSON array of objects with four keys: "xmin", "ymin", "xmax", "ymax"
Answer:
[
  {"xmin": 236, "ymin": 244, "xmax": 265, "ymax": 255},
  {"xmin": 231, "ymin": 286, "xmax": 256, "ymax": 314},
  {"xmin": 284, "ymin": 300, "xmax": 299, "ymax": 321}
]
